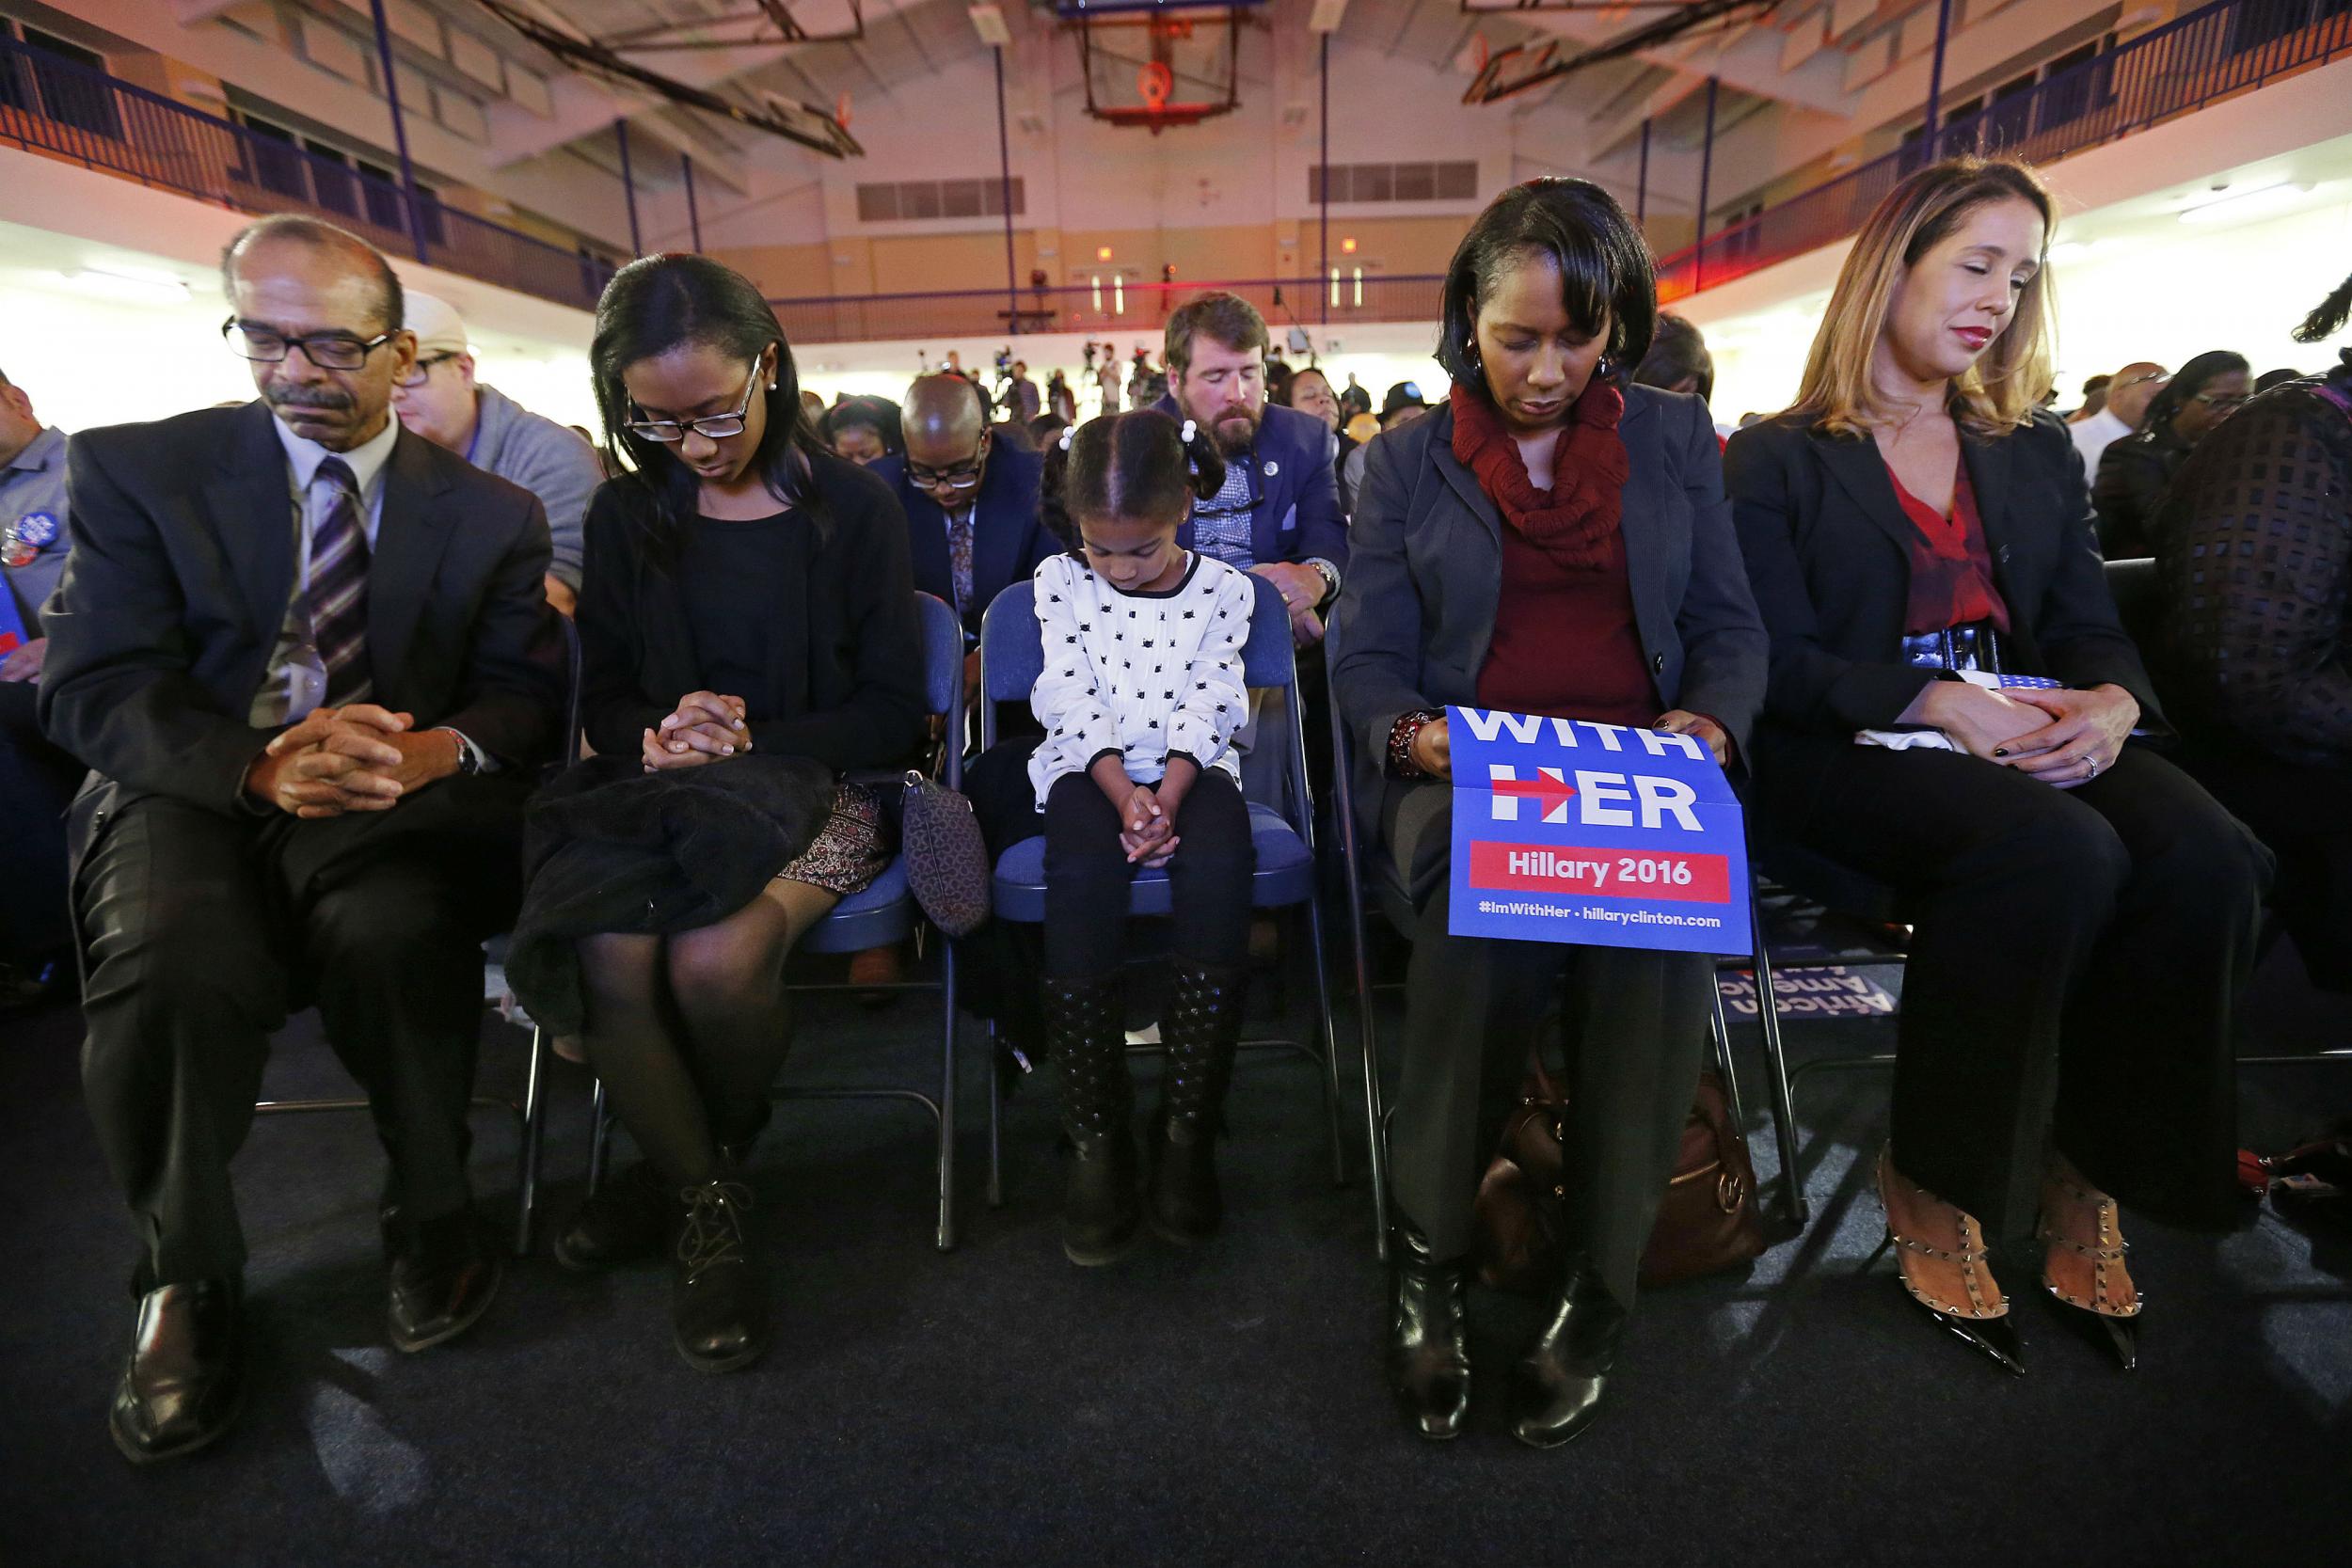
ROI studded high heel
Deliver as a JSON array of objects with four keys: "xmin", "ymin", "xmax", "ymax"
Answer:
[
  {"xmin": 2038, "ymin": 1156, "xmax": 2140, "ymax": 1371},
  {"xmin": 1876, "ymin": 1145, "xmax": 2024, "ymax": 1376}
]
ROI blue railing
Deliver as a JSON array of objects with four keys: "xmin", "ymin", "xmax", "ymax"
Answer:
[
  {"xmin": 0, "ymin": 35, "xmax": 620, "ymax": 312},
  {"xmin": 1656, "ymin": 0, "xmax": 2352, "ymax": 301}
]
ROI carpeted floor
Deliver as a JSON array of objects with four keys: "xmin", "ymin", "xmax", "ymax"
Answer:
[{"xmin": 1, "ymin": 925, "xmax": 2347, "ymax": 1567}]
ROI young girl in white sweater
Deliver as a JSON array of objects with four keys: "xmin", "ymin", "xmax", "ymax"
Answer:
[{"xmin": 1029, "ymin": 410, "xmax": 1259, "ymax": 1265}]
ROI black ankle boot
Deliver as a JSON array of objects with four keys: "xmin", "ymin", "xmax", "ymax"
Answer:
[
  {"xmin": 672, "ymin": 1180, "xmax": 767, "ymax": 1374},
  {"xmin": 1388, "ymin": 1221, "xmax": 1471, "ymax": 1441},
  {"xmin": 1150, "ymin": 960, "xmax": 1248, "ymax": 1245},
  {"xmin": 1042, "ymin": 973, "xmax": 1138, "ymax": 1266},
  {"xmin": 1508, "ymin": 1258, "xmax": 1625, "ymax": 1449}
]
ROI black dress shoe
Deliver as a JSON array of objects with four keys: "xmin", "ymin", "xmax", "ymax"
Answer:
[
  {"xmin": 1508, "ymin": 1262, "xmax": 1625, "ymax": 1449},
  {"xmin": 553, "ymin": 1160, "xmax": 671, "ymax": 1273},
  {"xmin": 109, "ymin": 1279, "xmax": 246, "ymax": 1465},
  {"xmin": 673, "ymin": 1180, "xmax": 768, "ymax": 1374},
  {"xmin": 386, "ymin": 1209, "xmax": 502, "ymax": 1354},
  {"xmin": 1387, "ymin": 1223, "xmax": 1471, "ymax": 1441}
]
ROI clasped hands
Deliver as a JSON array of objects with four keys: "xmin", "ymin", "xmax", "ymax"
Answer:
[
  {"xmin": 244, "ymin": 704, "xmax": 459, "ymax": 818},
  {"xmin": 1407, "ymin": 709, "xmax": 1731, "ymax": 780},
  {"xmin": 1094, "ymin": 752, "xmax": 1198, "ymax": 868},
  {"xmin": 642, "ymin": 689, "xmax": 751, "ymax": 772},
  {"xmin": 1912, "ymin": 680, "xmax": 2138, "ymax": 787}
]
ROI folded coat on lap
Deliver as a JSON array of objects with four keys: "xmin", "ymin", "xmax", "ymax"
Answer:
[{"xmin": 507, "ymin": 752, "xmax": 835, "ymax": 1034}]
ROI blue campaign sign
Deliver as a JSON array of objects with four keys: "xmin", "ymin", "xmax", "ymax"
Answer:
[
  {"xmin": 0, "ymin": 576, "xmax": 24, "ymax": 656},
  {"xmin": 1446, "ymin": 705, "xmax": 1752, "ymax": 955}
]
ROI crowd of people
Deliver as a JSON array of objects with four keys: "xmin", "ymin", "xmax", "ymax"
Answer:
[{"xmin": 0, "ymin": 150, "xmax": 2345, "ymax": 1465}]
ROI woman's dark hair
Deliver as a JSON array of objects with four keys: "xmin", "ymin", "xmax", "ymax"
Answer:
[
  {"xmin": 1045, "ymin": 410, "xmax": 1226, "ymax": 549},
  {"xmin": 589, "ymin": 253, "xmax": 824, "ymax": 563},
  {"xmin": 2143, "ymin": 349, "xmax": 2250, "ymax": 436},
  {"xmin": 1436, "ymin": 178, "xmax": 1657, "ymax": 392},
  {"xmin": 2294, "ymin": 270, "xmax": 2352, "ymax": 344},
  {"xmin": 1633, "ymin": 312, "xmax": 1713, "ymax": 402},
  {"xmin": 819, "ymin": 395, "xmax": 904, "ymax": 458},
  {"xmin": 1025, "ymin": 411, "xmax": 1069, "ymax": 449},
  {"xmin": 1278, "ymin": 365, "xmax": 1335, "ymax": 407}
]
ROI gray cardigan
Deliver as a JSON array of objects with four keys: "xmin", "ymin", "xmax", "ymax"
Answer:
[
  {"xmin": 473, "ymin": 383, "xmax": 599, "ymax": 590},
  {"xmin": 1326, "ymin": 387, "xmax": 1767, "ymax": 845}
]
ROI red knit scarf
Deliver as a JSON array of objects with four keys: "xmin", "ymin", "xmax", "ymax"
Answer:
[{"xmin": 1450, "ymin": 376, "xmax": 1629, "ymax": 571}]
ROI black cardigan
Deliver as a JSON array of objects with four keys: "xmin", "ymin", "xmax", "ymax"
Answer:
[
  {"xmin": 577, "ymin": 449, "xmax": 926, "ymax": 771},
  {"xmin": 1724, "ymin": 408, "xmax": 2162, "ymax": 741}
]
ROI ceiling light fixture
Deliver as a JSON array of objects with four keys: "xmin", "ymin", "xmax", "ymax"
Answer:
[
  {"xmin": 56, "ymin": 266, "xmax": 191, "ymax": 303},
  {"xmin": 2177, "ymin": 180, "xmax": 2313, "ymax": 225}
]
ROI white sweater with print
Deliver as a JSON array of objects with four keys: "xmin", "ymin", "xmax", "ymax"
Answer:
[{"xmin": 1025, "ymin": 550, "xmax": 1256, "ymax": 807}]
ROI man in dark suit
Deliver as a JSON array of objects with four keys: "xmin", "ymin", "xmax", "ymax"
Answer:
[
  {"xmin": 40, "ymin": 215, "xmax": 561, "ymax": 1464},
  {"xmin": 873, "ymin": 372, "xmax": 1057, "ymax": 648},
  {"xmin": 1152, "ymin": 291, "xmax": 1348, "ymax": 649}
]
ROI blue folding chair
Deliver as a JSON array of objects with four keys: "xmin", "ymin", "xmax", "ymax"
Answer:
[
  {"xmin": 976, "ymin": 572, "xmax": 1346, "ymax": 1207},
  {"xmin": 583, "ymin": 593, "xmax": 968, "ymax": 1250},
  {"xmin": 258, "ymin": 612, "xmax": 582, "ymax": 1259}
]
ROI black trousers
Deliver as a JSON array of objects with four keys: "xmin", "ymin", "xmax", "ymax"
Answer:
[
  {"xmin": 1754, "ymin": 733, "xmax": 2273, "ymax": 1237},
  {"xmin": 1042, "ymin": 768, "xmax": 1253, "ymax": 977},
  {"xmin": 76, "ymin": 781, "xmax": 527, "ymax": 1291},
  {"xmin": 1382, "ymin": 784, "xmax": 1713, "ymax": 1308},
  {"xmin": 2175, "ymin": 740, "xmax": 2352, "ymax": 992},
  {"xmin": 0, "ymin": 680, "xmax": 82, "ymax": 962}
]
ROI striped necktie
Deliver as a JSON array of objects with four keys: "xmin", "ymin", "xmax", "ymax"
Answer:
[{"xmin": 306, "ymin": 456, "xmax": 373, "ymax": 705}]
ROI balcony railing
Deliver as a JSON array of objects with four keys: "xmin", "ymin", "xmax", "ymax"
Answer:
[
  {"xmin": 769, "ymin": 273, "xmax": 1447, "ymax": 348},
  {"xmin": 1655, "ymin": 0, "xmax": 2352, "ymax": 302},
  {"xmin": 0, "ymin": 35, "xmax": 618, "ymax": 313}
]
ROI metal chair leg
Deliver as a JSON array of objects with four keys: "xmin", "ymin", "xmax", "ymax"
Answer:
[
  {"xmin": 935, "ymin": 947, "xmax": 958, "ymax": 1251},
  {"xmin": 1302, "ymin": 895, "xmax": 1347, "ymax": 1186},
  {"xmin": 585, "ymin": 1077, "xmax": 612, "ymax": 1197},
  {"xmin": 514, "ymin": 1024, "xmax": 551, "ymax": 1257},
  {"xmin": 1746, "ymin": 889, "xmax": 1805, "ymax": 1227},
  {"xmin": 986, "ymin": 1022, "xmax": 1005, "ymax": 1210},
  {"xmin": 1341, "ymin": 846, "xmax": 1391, "ymax": 1262},
  {"xmin": 1707, "ymin": 981, "xmax": 1749, "ymax": 1134}
]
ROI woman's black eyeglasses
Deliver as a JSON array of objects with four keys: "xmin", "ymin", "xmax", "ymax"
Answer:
[{"xmin": 626, "ymin": 361, "xmax": 762, "ymax": 444}]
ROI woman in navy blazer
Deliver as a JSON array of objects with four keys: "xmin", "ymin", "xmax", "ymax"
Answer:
[
  {"xmin": 1329, "ymin": 179, "xmax": 1765, "ymax": 1449},
  {"xmin": 1725, "ymin": 158, "xmax": 2270, "ymax": 1376}
]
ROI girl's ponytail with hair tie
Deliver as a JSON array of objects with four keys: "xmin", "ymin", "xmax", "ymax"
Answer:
[
  {"xmin": 1179, "ymin": 418, "xmax": 1200, "ymax": 475},
  {"xmin": 1058, "ymin": 422, "xmax": 1075, "ymax": 451}
]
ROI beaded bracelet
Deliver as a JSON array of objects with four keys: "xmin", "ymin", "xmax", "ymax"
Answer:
[{"xmin": 1387, "ymin": 708, "xmax": 1444, "ymax": 778}]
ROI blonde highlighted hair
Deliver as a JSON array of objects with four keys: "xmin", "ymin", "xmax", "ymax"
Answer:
[{"xmin": 1788, "ymin": 156, "xmax": 2057, "ymax": 440}]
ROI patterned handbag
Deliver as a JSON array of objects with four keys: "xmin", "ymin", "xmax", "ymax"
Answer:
[{"xmin": 898, "ymin": 768, "xmax": 992, "ymax": 937}]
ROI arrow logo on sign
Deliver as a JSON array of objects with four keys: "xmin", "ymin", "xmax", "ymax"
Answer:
[{"xmin": 1490, "ymin": 766, "xmax": 1576, "ymax": 823}]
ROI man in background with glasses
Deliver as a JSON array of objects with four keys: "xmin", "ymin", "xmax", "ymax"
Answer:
[
  {"xmin": 39, "ymin": 214, "xmax": 562, "ymax": 1465},
  {"xmin": 390, "ymin": 292, "xmax": 599, "ymax": 616},
  {"xmin": 876, "ymin": 371, "xmax": 1057, "ymax": 650},
  {"xmin": 2069, "ymin": 360, "xmax": 2169, "ymax": 480}
]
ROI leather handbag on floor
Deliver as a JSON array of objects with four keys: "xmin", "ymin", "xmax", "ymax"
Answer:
[
  {"xmin": 898, "ymin": 768, "xmax": 992, "ymax": 937},
  {"xmin": 1473, "ymin": 1053, "xmax": 1765, "ymax": 1293}
]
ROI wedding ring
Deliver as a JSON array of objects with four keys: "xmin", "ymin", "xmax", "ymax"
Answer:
[{"xmin": 2084, "ymin": 756, "xmax": 2099, "ymax": 779}]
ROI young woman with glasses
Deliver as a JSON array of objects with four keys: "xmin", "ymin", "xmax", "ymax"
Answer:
[
  {"xmin": 515, "ymin": 253, "xmax": 925, "ymax": 1373},
  {"xmin": 2091, "ymin": 348, "xmax": 2250, "ymax": 558}
]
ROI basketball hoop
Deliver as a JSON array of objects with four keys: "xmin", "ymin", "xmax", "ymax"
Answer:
[{"xmin": 1074, "ymin": 5, "xmax": 1248, "ymax": 135}]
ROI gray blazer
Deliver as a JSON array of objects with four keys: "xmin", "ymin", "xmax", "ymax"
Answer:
[{"xmin": 1326, "ymin": 387, "xmax": 1767, "ymax": 846}]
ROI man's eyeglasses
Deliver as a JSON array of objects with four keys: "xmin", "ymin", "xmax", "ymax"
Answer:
[
  {"xmin": 908, "ymin": 434, "xmax": 990, "ymax": 493},
  {"xmin": 223, "ymin": 319, "xmax": 395, "ymax": 372},
  {"xmin": 626, "ymin": 360, "xmax": 761, "ymax": 444},
  {"xmin": 395, "ymin": 352, "xmax": 462, "ymax": 389}
]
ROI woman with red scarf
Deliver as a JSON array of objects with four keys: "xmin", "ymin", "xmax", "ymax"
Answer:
[{"xmin": 1327, "ymin": 180, "xmax": 1766, "ymax": 1449}]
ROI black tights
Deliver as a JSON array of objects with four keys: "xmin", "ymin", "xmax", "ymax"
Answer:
[
  {"xmin": 1041, "ymin": 768, "xmax": 1253, "ymax": 976},
  {"xmin": 578, "ymin": 880, "xmax": 838, "ymax": 1187}
]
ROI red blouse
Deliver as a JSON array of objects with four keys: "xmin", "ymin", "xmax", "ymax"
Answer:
[
  {"xmin": 1886, "ymin": 457, "xmax": 2010, "ymax": 636},
  {"xmin": 1475, "ymin": 520, "xmax": 1657, "ymax": 727}
]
